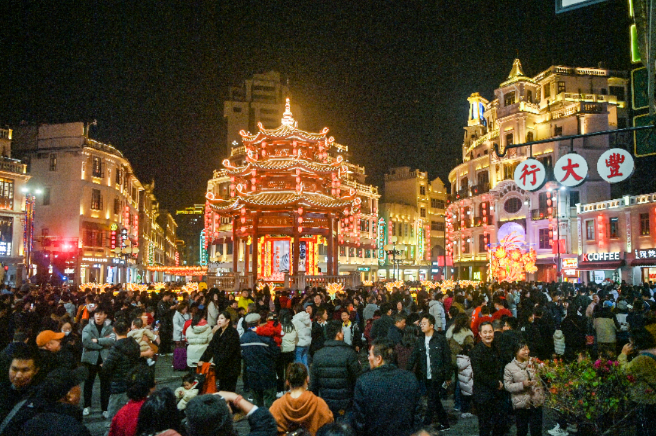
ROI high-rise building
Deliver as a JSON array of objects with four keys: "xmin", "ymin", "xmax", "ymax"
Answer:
[
  {"xmin": 223, "ymin": 71, "xmax": 302, "ymax": 157},
  {"xmin": 447, "ymin": 60, "xmax": 629, "ymax": 282},
  {"xmin": 175, "ymin": 204, "xmax": 206, "ymax": 266}
]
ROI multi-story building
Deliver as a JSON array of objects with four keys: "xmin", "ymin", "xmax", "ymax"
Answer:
[
  {"xmin": 175, "ymin": 204, "xmax": 204, "ymax": 266},
  {"xmin": 12, "ymin": 122, "xmax": 146, "ymax": 284},
  {"xmin": 576, "ymin": 193, "xmax": 656, "ymax": 285},
  {"xmin": 447, "ymin": 60, "xmax": 629, "ymax": 282},
  {"xmin": 224, "ymin": 71, "xmax": 302, "ymax": 156},
  {"xmin": 157, "ymin": 210, "xmax": 178, "ymax": 266},
  {"xmin": 0, "ymin": 127, "xmax": 31, "ymax": 285},
  {"xmin": 378, "ymin": 167, "xmax": 448, "ymax": 281}
]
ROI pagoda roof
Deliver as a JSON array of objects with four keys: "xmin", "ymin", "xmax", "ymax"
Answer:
[
  {"xmin": 207, "ymin": 191, "xmax": 357, "ymax": 213},
  {"xmin": 239, "ymin": 97, "xmax": 330, "ymax": 144},
  {"xmin": 224, "ymin": 156, "xmax": 343, "ymax": 176}
]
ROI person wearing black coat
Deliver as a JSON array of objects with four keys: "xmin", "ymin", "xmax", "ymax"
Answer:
[
  {"xmin": 407, "ymin": 314, "xmax": 451, "ymax": 431},
  {"xmin": 155, "ymin": 292, "xmax": 177, "ymax": 354},
  {"xmin": 199, "ymin": 311, "xmax": 241, "ymax": 392},
  {"xmin": 386, "ymin": 313, "xmax": 407, "ymax": 346},
  {"xmin": 370, "ymin": 303, "xmax": 394, "ymax": 341},
  {"xmin": 352, "ymin": 339, "xmax": 420, "ymax": 436},
  {"xmin": 240, "ymin": 314, "xmax": 280, "ymax": 408},
  {"xmin": 310, "ymin": 321, "xmax": 362, "ymax": 418},
  {"xmin": 471, "ymin": 322, "xmax": 507, "ymax": 436},
  {"xmin": 560, "ymin": 305, "xmax": 587, "ymax": 361},
  {"xmin": 309, "ymin": 309, "xmax": 329, "ymax": 357}
]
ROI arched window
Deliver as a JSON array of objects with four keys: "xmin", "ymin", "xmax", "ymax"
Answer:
[
  {"xmin": 461, "ymin": 177, "xmax": 469, "ymax": 191},
  {"xmin": 526, "ymin": 131, "xmax": 534, "ymax": 142}
]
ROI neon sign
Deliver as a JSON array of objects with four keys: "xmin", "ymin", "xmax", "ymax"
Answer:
[{"xmin": 377, "ymin": 217, "xmax": 386, "ymax": 265}]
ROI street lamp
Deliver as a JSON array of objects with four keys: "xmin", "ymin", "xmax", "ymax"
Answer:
[{"xmin": 384, "ymin": 236, "xmax": 401, "ymax": 280}]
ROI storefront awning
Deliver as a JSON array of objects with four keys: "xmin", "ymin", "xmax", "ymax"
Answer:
[
  {"xmin": 630, "ymin": 258, "xmax": 656, "ymax": 267},
  {"xmin": 577, "ymin": 260, "xmax": 625, "ymax": 271}
]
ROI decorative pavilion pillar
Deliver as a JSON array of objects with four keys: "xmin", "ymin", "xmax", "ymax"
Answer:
[
  {"xmin": 327, "ymin": 214, "xmax": 334, "ymax": 275},
  {"xmin": 293, "ymin": 213, "xmax": 300, "ymax": 278},
  {"xmin": 332, "ymin": 217, "xmax": 339, "ymax": 275},
  {"xmin": 252, "ymin": 213, "xmax": 259, "ymax": 285},
  {"xmin": 244, "ymin": 235, "xmax": 250, "ymax": 276},
  {"xmin": 232, "ymin": 218, "xmax": 239, "ymax": 274}
]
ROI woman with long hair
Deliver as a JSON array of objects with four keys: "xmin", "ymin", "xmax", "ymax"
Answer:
[
  {"xmin": 198, "ymin": 311, "xmax": 241, "ymax": 392},
  {"xmin": 394, "ymin": 324, "xmax": 418, "ymax": 370},
  {"xmin": 135, "ymin": 388, "xmax": 182, "ymax": 436},
  {"xmin": 185, "ymin": 312, "xmax": 213, "ymax": 369},
  {"xmin": 269, "ymin": 362, "xmax": 334, "ymax": 435},
  {"xmin": 280, "ymin": 309, "xmax": 297, "ymax": 387},
  {"xmin": 206, "ymin": 288, "xmax": 221, "ymax": 328}
]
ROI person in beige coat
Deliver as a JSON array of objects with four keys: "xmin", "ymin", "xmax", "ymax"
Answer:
[{"xmin": 504, "ymin": 340, "xmax": 545, "ymax": 436}]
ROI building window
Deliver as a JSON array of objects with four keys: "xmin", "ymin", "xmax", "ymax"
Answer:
[
  {"xmin": 420, "ymin": 208, "xmax": 426, "ymax": 218},
  {"xmin": 0, "ymin": 217, "xmax": 13, "ymax": 256},
  {"xmin": 609, "ymin": 86, "xmax": 625, "ymax": 101},
  {"xmin": 462, "ymin": 240, "xmax": 470, "ymax": 254},
  {"xmin": 554, "ymin": 126, "xmax": 563, "ymax": 136},
  {"xmin": 526, "ymin": 132, "xmax": 534, "ymax": 142},
  {"xmin": 479, "ymin": 234, "xmax": 487, "ymax": 252},
  {"xmin": 526, "ymin": 90, "xmax": 533, "ymax": 103},
  {"xmin": 49, "ymin": 154, "xmax": 57, "ymax": 171},
  {"xmin": 504, "ymin": 197, "xmax": 522, "ymax": 214},
  {"xmin": 431, "ymin": 221, "xmax": 444, "ymax": 231},
  {"xmin": 91, "ymin": 189, "xmax": 102, "ymax": 210},
  {"xmin": 92, "ymin": 157, "xmax": 103, "ymax": 178},
  {"xmin": 640, "ymin": 213, "xmax": 650, "ymax": 235},
  {"xmin": 431, "ymin": 198, "xmax": 445, "ymax": 209},
  {"xmin": 504, "ymin": 91, "xmax": 516, "ymax": 106},
  {"xmin": 404, "ymin": 223, "xmax": 409, "ymax": 237},
  {"xmin": 420, "ymin": 186, "xmax": 426, "ymax": 196},
  {"xmin": 506, "ymin": 133, "xmax": 514, "ymax": 146},
  {"xmin": 115, "ymin": 168, "xmax": 122, "ymax": 185},
  {"xmin": 114, "ymin": 198, "xmax": 121, "ymax": 215},
  {"xmin": 586, "ymin": 220, "xmax": 595, "ymax": 240},
  {"xmin": 538, "ymin": 228, "xmax": 551, "ymax": 249},
  {"xmin": 544, "ymin": 82, "xmax": 551, "ymax": 99},
  {"xmin": 0, "ymin": 178, "xmax": 14, "ymax": 210},
  {"xmin": 557, "ymin": 81, "xmax": 566, "ymax": 94},
  {"xmin": 460, "ymin": 177, "xmax": 468, "ymax": 191},
  {"xmin": 42, "ymin": 188, "xmax": 51, "ymax": 206},
  {"xmin": 609, "ymin": 217, "xmax": 619, "ymax": 239},
  {"xmin": 569, "ymin": 190, "xmax": 580, "ymax": 206}
]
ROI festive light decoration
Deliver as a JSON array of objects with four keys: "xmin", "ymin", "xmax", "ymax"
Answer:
[
  {"xmin": 146, "ymin": 266, "xmax": 208, "ymax": 276},
  {"xmin": 325, "ymin": 282, "xmax": 344, "ymax": 297},
  {"xmin": 384, "ymin": 281, "xmax": 405, "ymax": 292},
  {"xmin": 362, "ymin": 280, "xmax": 373, "ymax": 286},
  {"xmin": 489, "ymin": 233, "xmax": 537, "ymax": 282}
]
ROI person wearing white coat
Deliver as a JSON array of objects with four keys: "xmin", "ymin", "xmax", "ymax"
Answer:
[
  {"xmin": 292, "ymin": 308, "xmax": 312, "ymax": 368},
  {"xmin": 172, "ymin": 303, "xmax": 190, "ymax": 344},
  {"xmin": 457, "ymin": 346, "xmax": 474, "ymax": 418},
  {"xmin": 185, "ymin": 317, "xmax": 214, "ymax": 368}
]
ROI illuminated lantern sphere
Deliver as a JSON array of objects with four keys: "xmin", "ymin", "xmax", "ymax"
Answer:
[
  {"xmin": 241, "ymin": 208, "xmax": 246, "ymax": 215},
  {"xmin": 241, "ymin": 226, "xmax": 246, "ymax": 233},
  {"xmin": 298, "ymin": 207, "xmax": 303, "ymax": 215},
  {"xmin": 547, "ymin": 191, "xmax": 551, "ymax": 198},
  {"xmin": 262, "ymin": 150, "xmax": 267, "ymax": 157},
  {"xmin": 482, "ymin": 209, "xmax": 487, "ymax": 216},
  {"xmin": 547, "ymin": 199, "xmax": 552, "ymax": 206},
  {"xmin": 548, "ymin": 230, "xmax": 553, "ymax": 237},
  {"xmin": 241, "ymin": 216, "xmax": 246, "ymax": 224},
  {"xmin": 251, "ymin": 185, "xmax": 255, "ymax": 191},
  {"xmin": 296, "ymin": 177, "xmax": 301, "ymax": 183},
  {"xmin": 547, "ymin": 207, "xmax": 553, "ymax": 214},
  {"xmin": 296, "ymin": 169, "xmax": 301, "ymax": 176},
  {"xmin": 298, "ymin": 226, "xmax": 302, "ymax": 233},
  {"xmin": 298, "ymin": 217, "xmax": 303, "ymax": 224}
]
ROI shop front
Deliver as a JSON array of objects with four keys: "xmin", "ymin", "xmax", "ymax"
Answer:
[
  {"xmin": 627, "ymin": 248, "xmax": 656, "ymax": 284},
  {"xmin": 577, "ymin": 251, "xmax": 625, "ymax": 284},
  {"xmin": 79, "ymin": 256, "xmax": 127, "ymax": 284}
]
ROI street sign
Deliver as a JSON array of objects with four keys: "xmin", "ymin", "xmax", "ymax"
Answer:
[
  {"xmin": 554, "ymin": 153, "xmax": 588, "ymax": 187},
  {"xmin": 632, "ymin": 67, "xmax": 649, "ymax": 110},
  {"xmin": 634, "ymin": 114, "xmax": 656, "ymax": 157},
  {"xmin": 514, "ymin": 158, "xmax": 547, "ymax": 191},
  {"xmin": 555, "ymin": 0, "xmax": 608, "ymax": 13},
  {"xmin": 597, "ymin": 149, "xmax": 635, "ymax": 183}
]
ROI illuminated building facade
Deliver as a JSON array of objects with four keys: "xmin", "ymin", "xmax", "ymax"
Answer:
[
  {"xmin": 205, "ymin": 99, "xmax": 378, "ymax": 288},
  {"xmin": 377, "ymin": 167, "xmax": 448, "ymax": 281},
  {"xmin": 447, "ymin": 60, "xmax": 628, "ymax": 282},
  {"xmin": 175, "ymin": 204, "xmax": 205, "ymax": 266},
  {"xmin": 0, "ymin": 127, "xmax": 31, "ymax": 285}
]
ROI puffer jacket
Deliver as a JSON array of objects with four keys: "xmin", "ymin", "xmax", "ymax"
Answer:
[
  {"xmin": 292, "ymin": 311, "xmax": 312, "ymax": 347},
  {"xmin": 428, "ymin": 300, "xmax": 446, "ymax": 330},
  {"xmin": 309, "ymin": 340, "xmax": 362, "ymax": 414},
  {"xmin": 81, "ymin": 321, "xmax": 115, "ymax": 365},
  {"xmin": 503, "ymin": 357, "xmax": 545, "ymax": 409},
  {"xmin": 457, "ymin": 354, "xmax": 474, "ymax": 396},
  {"xmin": 172, "ymin": 311, "xmax": 190, "ymax": 342},
  {"xmin": 186, "ymin": 323, "xmax": 213, "ymax": 367},
  {"xmin": 553, "ymin": 329, "xmax": 565, "ymax": 356},
  {"xmin": 102, "ymin": 337, "xmax": 142, "ymax": 394},
  {"xmin": 281, "ymin": 327, "xmax": 297, "ymax": 353}
]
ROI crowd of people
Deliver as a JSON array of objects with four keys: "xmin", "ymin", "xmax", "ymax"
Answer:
[{"xmin": 0, "ymin": 279, "xmax": 654, "ymax": 436}]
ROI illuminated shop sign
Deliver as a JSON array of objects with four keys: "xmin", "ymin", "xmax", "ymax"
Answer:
[
  {"xmin": 634, "ymin": 248, "xmax": 656, "ymax": 259},
  {"xmin": 580, "ymin": 252, "xmax": 620, "ymax": 262}
]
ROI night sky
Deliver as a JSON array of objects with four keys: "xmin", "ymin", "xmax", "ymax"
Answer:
[{"xmin": 0, "ymin": 0, "xmax": 631, "ymax": 210}]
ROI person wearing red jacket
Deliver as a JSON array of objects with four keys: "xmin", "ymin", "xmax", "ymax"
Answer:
[{"xmin": 491, "ymin": 297, "xmax": 513, "ymax": 322}]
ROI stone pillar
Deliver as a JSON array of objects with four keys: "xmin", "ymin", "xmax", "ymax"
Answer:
[
  {"xmin": 252, "ymin": 214, "xmax": 259, "ymax": 285},
  {"xmin": 327, "ymin": 214, "xmax": 334, "ymax": 275},
  {"xmin": 232, "ymin": 218, "xmax": 239, "ymax": 274}
]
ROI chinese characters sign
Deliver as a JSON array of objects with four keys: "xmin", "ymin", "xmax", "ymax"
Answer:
[
  {"xmin": 634, "ymin": 248, "xmax": 656, "ymax": 259},
  {"xmin": 597, "ymin": 148, "xmax": 634, "ymax": 183},
  {"xmin": 554, "ymin": 153, "xmax": 588, "ymax": 187},
  {"xmin": 513, "ymin": 159, "xmax": 546, "ymax": 191}
]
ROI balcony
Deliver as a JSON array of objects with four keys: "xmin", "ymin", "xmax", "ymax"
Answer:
[
  {"xmin": 531, "ymin": 207, "xmax": 558, "ymax": 221},
  {"xmin": 455, "ymin": 188, "xmax": 469, "ymax": 200},
  {"xmin": 470, "ymin": 183, "xmax": 490, "ymax": 195},
  {"xmin": 0, "ymin": 157, "xmax": 27, "ymax": 175}
]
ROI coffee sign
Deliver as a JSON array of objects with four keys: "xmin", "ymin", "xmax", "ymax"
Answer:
[{"xmin": 580, "ymin": 252, "xmax": 620, "ymax": 262}]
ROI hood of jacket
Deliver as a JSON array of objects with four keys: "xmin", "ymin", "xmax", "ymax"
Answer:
[
  {"xmin": 257, "ymin": 321, "xmax": 282, "ymax": 338},
  {"xmin": 292, "ymin": 311, "xmax": 311, "ymax": 326},
  {"xmin": 276, "ymin": 391, "xmax": 322, "ymax": 422},
  {"xmin": 190, "ymin": 323, "xmax": 211, "ymax": 334},
  {"xmin": 553, "ymin": 329, "xmax": 564, "ymax": 341},
  {"xmin": 449, "ymin": 327, "xmax": 474, "ymax": 344},
  {"xmin": 429, "ymin": 300, "xmax": 441, "ymax": 308}
]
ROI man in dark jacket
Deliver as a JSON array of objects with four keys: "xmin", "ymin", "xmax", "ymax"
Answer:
[
  {"xmin": 370, "ymin": 303, "xmax": 394, "ymax": 341},
  {"xmin": 102, "ymin": 319, "xmax": 151, "ymax": 423},
  {"xmin": 310, "ymin": 320, "xmax": 361, "ymax": 420},
  {"xmin": 240, "ymin": 313, "xmax": 279, "ymax": 408},
  {"xmin": 497, "ymin": 316, "xmax": 523, "ymax": 365},
  {"xmin": 0, "ymin": 343, "xmax": 41, "ymax": 423},
  {"xmin": 386, "ymin": 313, "xmax": 407, "ymax": 346},
  {"xmin": 309, "ymin": 308, "xmax": 329, "ymax": 357},
  {"xmin": 155, "ymin": 292, "xmax": 177, "ymax": 354},
  {"xmin": 352, "ymin": 339, "xmax": 420, "ymax": 436},
  {"xmin": 407, "ymin": 314, "xmax": 451, "ymax": 431}
]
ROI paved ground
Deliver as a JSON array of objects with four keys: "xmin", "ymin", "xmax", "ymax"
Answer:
[{"xmin": 84, "ymin": 355, "xmax": 564, "ymax": 436}]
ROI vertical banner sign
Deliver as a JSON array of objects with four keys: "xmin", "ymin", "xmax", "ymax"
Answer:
[
  {"xmin": 299, "ymin": 241, "xmax": 307, "ymax": 272},
  {"xmin": 378, "ymin": 218, "xmax": 386, "ymax": 266},
  {"xmin": 199, "ymin": 230, "xmax": 208, "ymax": 266}
]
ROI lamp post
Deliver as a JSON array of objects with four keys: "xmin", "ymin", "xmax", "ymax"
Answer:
[
  {"xmin": 21, "ymin": 186, "xmax": 42, "ymax": 282},
  {"xmin": 557, "ymin": 186, "xmax": 567, "ymax": 283},
  {"xmin": 384, "ymin": 236, "xmax": 400, "ymax": 280}
]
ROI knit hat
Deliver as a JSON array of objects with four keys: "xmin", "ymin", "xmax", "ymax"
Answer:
[
  {"xmin": 185, "ymin": 394, "xmax": 233, "ymax": 436},
  {"xmin": 38, "ymin": 367, "xmax": 88, "ymax": 401},
  {"xmin": 36, "ymin": 330, "xmax": 65, "ymax": 347},
  {"xmin": 245, "ymin": 313, "xmax": 261, "ymax": 325}
]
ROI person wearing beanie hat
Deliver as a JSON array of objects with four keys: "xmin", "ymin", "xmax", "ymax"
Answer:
[
  {"xmin": 240, "ymin": 313, "xmax": 279, "ymax": 408},
  {"xmin": 185, "ymin": 392, "xmax": 277, "ymax": 436}
]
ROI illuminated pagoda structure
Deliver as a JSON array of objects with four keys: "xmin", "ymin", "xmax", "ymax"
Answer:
[{"xmin": 205, "ymin": 99, "xmax": 377, "ymax": 288}]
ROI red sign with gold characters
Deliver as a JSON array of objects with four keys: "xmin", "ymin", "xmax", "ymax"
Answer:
[
  {"xmin": 596, "ymin": 148, "xmax": 634, "ymax": 183},
  {"xmin": 554, "ymin": 153, "xmax": 588, "ymax": 188},
  {"xmin": 513, "ymin": 158, "xmax": 547, "ymax": 191}
]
